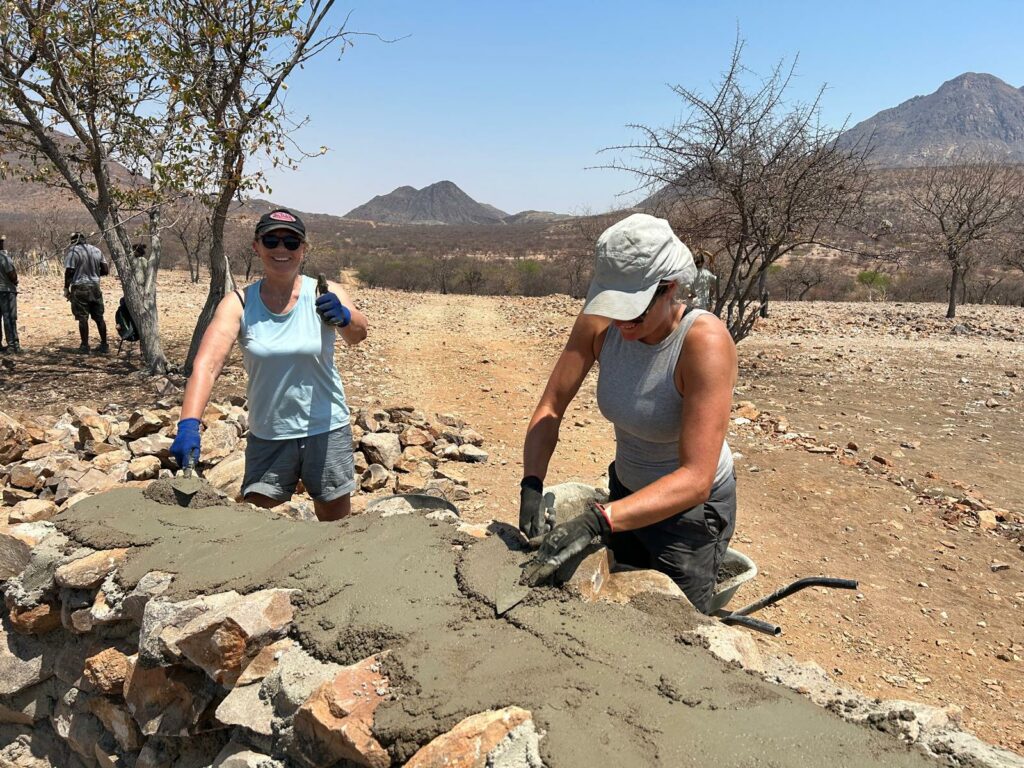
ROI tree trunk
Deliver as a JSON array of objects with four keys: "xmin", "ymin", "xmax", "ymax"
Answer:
[
  {"xmin": 758, "ymin": 269, "xmax": 769, "ymax": 318},
  {"xmin": 183, "ymin": 197, "xmax": 235, "ymax": 377},
  {"xmin": 97, "ymin": 214, "xmax": 168, "ymax": 374},
  {"xmin": 946, "ymin": 262, "xmax": 960, "ymax": 319}
]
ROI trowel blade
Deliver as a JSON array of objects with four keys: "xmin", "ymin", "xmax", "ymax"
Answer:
[{"xmin": 495, "ymin": 583, "xmax": 531, "ymax": 616}]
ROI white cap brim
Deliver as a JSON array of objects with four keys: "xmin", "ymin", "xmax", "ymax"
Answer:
[{"xmin": 581, "ymin": 280, "xmax": 660, "ymax": 321}]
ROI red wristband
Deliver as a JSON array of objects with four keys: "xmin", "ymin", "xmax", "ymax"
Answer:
[{"xmin": 594, "ymin": 502, "xmax": 614, "ymax": 533}]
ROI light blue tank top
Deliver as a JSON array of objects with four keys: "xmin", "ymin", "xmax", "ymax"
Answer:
[
  {"xmin": 597, "ymin": 308, "xmax": 733, "ymax": 492},
  {"xmin": 238, "ymin": 276, "xmax": 349, "ymax": 440}
]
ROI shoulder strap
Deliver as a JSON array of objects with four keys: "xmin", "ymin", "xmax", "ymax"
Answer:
[{"xmin": 234, "ymin": 287, "xmax": 245, "ymax": 308}]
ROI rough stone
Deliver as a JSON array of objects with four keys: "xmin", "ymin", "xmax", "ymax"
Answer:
[
  {"xmin": 203, "ymin": 420, "xmax": 241, "ymax": 463},
  {"xmin": 128, "ymin": 433, "xmax": 173, "ymax": 462},
  {"xmin": 564, "ymin": 548, "xmax": 612, "ymax": 602},
  {"xmin": 0, "ymin": 410, "xmax": 32, "ymax": 463},
  {"xmin": 54, "ymin": 548, "xmax": 129, "ymax": 589},
  {"xmin": 174, "ymin": 588, "xmax": 298, "ymax": 686},
  {"xmin": 360, "ymin": 433, "xmax": 402, "ymax": 470},
  {"xmin": 9, "ymin": 462, "xmax": 45, "ymax": 490},
  {"xmin": 212, "ymin": 741, "xmax": 285, "ymax": 768},
  {"xmin": 127, "ymin": 455, "xmax": 162, "ymax": 481},
  {"xmin": 8, "ymin": 603, "xmax": 62, "ymax": 635},
  {"xmin": 205, "ymin": 450, "xmax": 246, "ymax": 499},
  {"xmin": 399, "ymin": 426, "xmax": 434, "ymax": 448},
  {"xmin": 458, "ymin": 444, "xmax": 488, "ymax": 463},
  {"xmin": 91, "ymin": 449, "xmax": 131, "ymax": 473},
  {"xmin": 0, "ymin": 678, "xmax": 56, "ymax": 725},
  {"xmin": 236, "ymin": 639, "xmax": 296, "ymax": 686},
  {"xmin": 9, "ymin": 498, "xmax": 59, "ymax": 524},
  {"xmin": 215, "ymin": 679, "xmax": 274, "ymax": 736},
  {"xmin": 404, "ymin": 706, "xmax": 538, "ymax": 768},
  {"xmin": 291, "ymin": 654, "xmax": 391, "ymax": 768},
  {"xmin": 361, "ymin": 464, "xmax": 391, "ymax": 492},
  {"xmin": 693, "ymin": 623, "xmax": 766, "ymax": 673},
  {"xmin": 262, "ymin": 645, "xmax": 342, "ymax": 718},
  {"xmin": 83, "ymin": 648, "xmax": 131, "ymax": 695},
  {"xmin": 0, "ymin": 521, "xmax": 57, "ymax": 580},
  {"xmin": 126, "ymin": 409, "xmax": 165, "ymax": 440},
  {"xmin": 123, "ymin": 655, "xmax": 218, "ymax": 736},
  {"xmin": 600, "ymin": 569, "xmax": 686, "ymax": 605},
  {"xmin": 88, "ymin": 695, "xmax": 144, "ymax": 752},
  {"xmin": 122, "ymin": 570, "xmax": 175, "ymax": 623}
]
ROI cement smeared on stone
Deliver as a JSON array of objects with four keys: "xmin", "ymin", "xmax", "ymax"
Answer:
[{"xmin": 53, "ymin": 489, "xmax": 939, "ymax": 767}]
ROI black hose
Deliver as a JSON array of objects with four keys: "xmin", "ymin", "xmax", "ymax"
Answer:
[
  {"xmin": 720, "ymin": 614, "xmax": 782, "ymax": 636},
  {"xmin": 732, "ymin": 577, "xmax": 858, "ymax": 617}
]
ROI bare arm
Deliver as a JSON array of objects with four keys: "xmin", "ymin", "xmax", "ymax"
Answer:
[
  {"xmin": 179, "ymin": 293, "xmax": 244, "ymax": 420},
  {"xmin": 327, "ymin": 280, "xmax": 367, "ymax": 345},
  {"xmin": 605, "ymin": 315, "xmax": 737, "ymax": 532},
  {"xmin": 523, "ymin": 312, "xmax": 606, "ymax": 480}
]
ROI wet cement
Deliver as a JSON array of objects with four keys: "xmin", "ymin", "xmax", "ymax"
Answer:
[
  {"xmin": 53, "ymin": 489, "xmax": 939, "ymax": 767},
  {"xmin": 143, "ymin": 476, "xmax": 231, "ymax": 509}
]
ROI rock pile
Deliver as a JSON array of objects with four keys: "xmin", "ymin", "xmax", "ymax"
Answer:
[
  {"xmin": 2, "ymin": 482, "xmax": 1021, "ymax": 767},
  {"xmin": 0, "ymin": 402, "xmax": 489, "ymax": 528}
]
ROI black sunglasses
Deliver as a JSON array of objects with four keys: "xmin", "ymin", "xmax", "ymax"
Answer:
[
  {"xmin": 260, "ymin": 233, "xmax": 303, "ymax": 251},
  {"xmin": 625, "ymin": 282, "xmax": 672, "ymax": 324}
]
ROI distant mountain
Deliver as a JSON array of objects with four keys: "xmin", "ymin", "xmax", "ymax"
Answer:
[
  {"xmin": 841, "ymin": 72, "xmax": 1024, "ymax": 166},
  {"xmin": 502, "ymin": 210, "xmax": 573, "ymax": 225},
  {"xmin": 343, "ymin": 181, "xmax": 508, "ymax": 225}
]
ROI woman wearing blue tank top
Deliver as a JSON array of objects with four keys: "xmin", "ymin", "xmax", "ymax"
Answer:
[
  {"xmin": 521, "ymin": 214, "xmax": 738, "ymax": 613},
  {"xmin": 170, "ymin": 209, "xmax": 368, "ymax": 521}
]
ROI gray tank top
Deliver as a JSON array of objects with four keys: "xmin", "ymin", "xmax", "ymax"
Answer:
[{"xmin": 597, "ymin": 308, "xmax": 733, "ymax": 492}]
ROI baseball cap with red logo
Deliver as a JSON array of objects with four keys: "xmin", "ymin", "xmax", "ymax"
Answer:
[{"xmin": 254, "ymin": 208, "xmax": 306, "ymax": 240}]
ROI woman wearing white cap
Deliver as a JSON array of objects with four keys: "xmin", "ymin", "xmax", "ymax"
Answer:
[{"xmin": 520, "ymin": 213, "xmax": 737, "ymax": 613}]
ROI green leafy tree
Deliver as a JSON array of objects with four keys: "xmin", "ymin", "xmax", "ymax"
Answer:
[{"xmin": 857, "ymin": 270, "xmax": 890, "ymax": 301}]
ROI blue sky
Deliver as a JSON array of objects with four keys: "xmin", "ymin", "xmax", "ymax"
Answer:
[{"xmin": 261, "ymin": 0, "xmax": 1024, "ymax": 217}]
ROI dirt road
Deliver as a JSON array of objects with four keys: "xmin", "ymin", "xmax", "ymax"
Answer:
[{"xmin": 2, "ymin": 272, "xmax": 1022, "ymax": 753}]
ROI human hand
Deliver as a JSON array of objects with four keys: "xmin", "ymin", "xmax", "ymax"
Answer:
[
  {"xmin": 518, "ymin": 476, "xmax": 549, "ymax": 539},
  {"xmin": 522, "ymin": 501, "xmax": 612, "ymax": 586},
  {"xmin": 315, "ymin": 291, "xmax": 351, "ymax": 327},
  {"xmin": 170, "ymin": 418, "xmax": 202, "ymax": 470}
]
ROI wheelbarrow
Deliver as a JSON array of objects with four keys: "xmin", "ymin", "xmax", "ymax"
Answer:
[{"xmin": 711, "ymin": 548, "xmax": 857, "ymax": 636}]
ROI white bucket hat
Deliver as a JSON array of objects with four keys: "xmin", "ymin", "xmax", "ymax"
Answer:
[{"xmin": 582, "ymin": 213, "xmax": 696, "ymax": 320}]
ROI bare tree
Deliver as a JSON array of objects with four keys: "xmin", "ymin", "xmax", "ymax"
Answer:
[
  {"xmin": 605, "ymin": 38, "xmax": 873, "ymax": 340},
  {"xmin": 169, "ymin": 198, "xmax": 213, "ymax": 283},
  {"xmin": 0, "ymin": 0, "xmax": 171, "ymax": 370},
  {"xmin": 558, "ymin": 209, "xmax": 606, "ymax": 299},
  {"xmin": 904, "ymin": 159, "xmax": 1024, "ymax": 318},
  {"xmin": 157, "ymin": 0, "xmax": 357, "ymax": 374},
  {"xmin": 770, "ymin": 258, "xmax": 832, "ymax": 300}
]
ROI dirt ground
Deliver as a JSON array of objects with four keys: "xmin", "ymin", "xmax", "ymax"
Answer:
[{"xmin": 2, "ymin": 270, "xmax": 1022, "ymax": 754}]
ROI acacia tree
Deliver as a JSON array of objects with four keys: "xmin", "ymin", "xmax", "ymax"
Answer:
[
  {"xmin": 606, "ymin": 40, "xmax": 873, "ymax": 340},
  {"xmin": 154, "ymin": 0, "xmax": 353, "ymax": 374},
  {"xmin": 905, "ymin": 159, "xmax": 1024, "ymax": 318},
  {"xmin": 0, "ymin": 0, "xmax": 172, "ymax": 371}
]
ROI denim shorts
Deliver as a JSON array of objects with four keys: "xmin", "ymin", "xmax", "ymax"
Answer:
[
  {"xmin": 242, "ymin": 424, "xmax": 355, "ymax": 503},
  {"xmin": 606, "ymin": 461, "xmax": 737, "ymax": 614}
]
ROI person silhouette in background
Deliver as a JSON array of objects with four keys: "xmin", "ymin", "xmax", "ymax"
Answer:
[
  {"xmin": 0, "ymin": 235, "xmax": 20, "ymax": 353},
  {"xmin": 63, "ymin": 232, "xmax": 110, "ymax": 354}
]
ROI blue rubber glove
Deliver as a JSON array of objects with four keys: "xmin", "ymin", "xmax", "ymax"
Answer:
[
  {"xmin": 315, "ymin": 292, "xmax": 351, "ymax": 327},
  {"xmin": 170, "ymin": 418, "xmax": 202, "ymax": 470}
]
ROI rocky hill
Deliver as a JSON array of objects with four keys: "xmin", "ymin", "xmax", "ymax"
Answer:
[
  {"xmin": 343, "ymin": 180, "xmax": 508, "ymax": 225},
  {"xmin": 841, "ymin": 72, "xmax": 1024, "ymax": 166}
]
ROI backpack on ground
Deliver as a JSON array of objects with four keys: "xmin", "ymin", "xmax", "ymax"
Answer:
[{"xmin": 115, "ymin": 299, "xmax": 139, "ymax": 343}]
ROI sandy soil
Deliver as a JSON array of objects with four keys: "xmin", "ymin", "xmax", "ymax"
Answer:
[{"xmin": 2, "ymin": 270, "xmax": 1022, "ymax": 753}]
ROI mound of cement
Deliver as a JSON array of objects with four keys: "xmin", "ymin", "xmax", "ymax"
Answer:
[{"xmin": 47, "ymin": 488, "xmax": 940, "ymax": 767}]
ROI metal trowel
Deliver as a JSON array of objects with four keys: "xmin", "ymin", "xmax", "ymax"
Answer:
[
  {"xmin": 170, "ymin": 448, "xmax": 201, "ymax": 507},
  {"xmin": 494, "ymin": 536, "xmax": 546, "ymax": 616}
]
